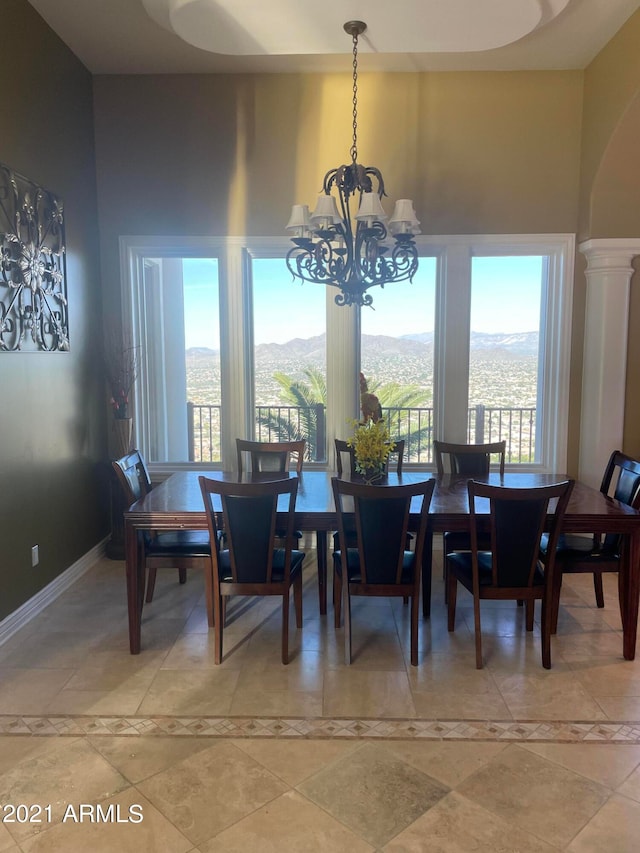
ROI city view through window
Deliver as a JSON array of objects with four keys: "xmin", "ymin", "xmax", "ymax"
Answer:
[{"xmin": 183, "ymin": 253, "xmax": 543, "ymax": 464}]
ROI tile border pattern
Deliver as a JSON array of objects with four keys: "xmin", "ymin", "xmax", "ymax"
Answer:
[{"xmin": 2, "ymin": 714, "xmax": 640, "ymax": 742}]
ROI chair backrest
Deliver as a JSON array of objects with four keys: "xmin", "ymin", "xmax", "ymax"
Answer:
[
  {"xmin": 600, "ymin": 450, "xmax": 640, "ymax": 552},
  {"xmin": 199, "ymin": 475, "xmax": 299, "ymax": 583},
  {"xmin": 236, "ymin": 439, "xmax": 305, "ymax": 475},
  {"xmin": 434, "ymin": 440, "xmax": 506, "ymax": 476},
  {"xmin": 468, "ymin": 479, "xmax": 574, "ymax": 589},
  {"xmin": 332, "ymin": 477, "xmax": 435, "ymax": 585},
  {"xmin": 112, "ymin": 449, "xmax": 152, "ymax": 506},
  {"xmin": 335, "ymin": 437, "xmax": 405, "ymax": 475}
]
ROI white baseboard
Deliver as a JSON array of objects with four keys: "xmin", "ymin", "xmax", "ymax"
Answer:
[{"xmin": 0, "ymin": 538, "xmax": 108, "ymax": 647}]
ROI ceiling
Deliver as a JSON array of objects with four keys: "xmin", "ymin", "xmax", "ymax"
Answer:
[{"xmin": 26, "ymin": 0, "xmax": 640, "ymax": 75}]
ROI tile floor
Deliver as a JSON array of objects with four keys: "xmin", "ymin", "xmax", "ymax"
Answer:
[{"xmin": 1, "ymin": 542, "xmax": 640, "ymax": 850}]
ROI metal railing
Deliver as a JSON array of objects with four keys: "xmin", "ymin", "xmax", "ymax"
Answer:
[{"xmin": 187, "ymin": 402, "xmax": 537, "ymax": 464}]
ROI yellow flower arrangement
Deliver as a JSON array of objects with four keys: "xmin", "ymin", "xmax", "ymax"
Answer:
[{"xmin": 347, "ymin": 418, "xmax": 396, "ymax": 482}]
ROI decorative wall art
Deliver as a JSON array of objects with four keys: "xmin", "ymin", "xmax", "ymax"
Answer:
[{"xmin": 0, "ymin": 162, "xmax": 69, "ymax": 351}]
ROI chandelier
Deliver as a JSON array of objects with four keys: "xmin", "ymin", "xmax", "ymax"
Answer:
[{"xmin": 285, "ymin": 21, "xmax": 420, "ymax": 308}]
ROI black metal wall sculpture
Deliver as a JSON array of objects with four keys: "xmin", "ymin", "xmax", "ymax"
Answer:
[{"xmin": 0, "ymin": 163, "xmax": 69, "ymax": 351}]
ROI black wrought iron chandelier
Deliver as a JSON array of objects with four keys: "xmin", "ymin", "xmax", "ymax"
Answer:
[{"xmin": 285, "ymin": 21, "xmax": 420, "ymax": 308}]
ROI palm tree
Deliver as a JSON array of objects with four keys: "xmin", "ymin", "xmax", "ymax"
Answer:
[
  {"xmin": 257, "ymin": 368, "xmax": 433, "ymax": 462},
  {"xmin": 365, "ymin": 378, "xmax": 433, "ymax": 460},
  {"xmin": 256, "ymin": 367, "xmax": 326, "ymax": 460}
]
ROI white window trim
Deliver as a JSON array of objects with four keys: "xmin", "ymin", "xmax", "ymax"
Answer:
[{"xmin": 120, "ymin": 232, "xmax": 574, "ymax": 476}]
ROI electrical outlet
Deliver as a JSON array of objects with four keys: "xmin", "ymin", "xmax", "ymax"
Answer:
[{"xmin": 31, "ymin": 545, "xmax": 39, "ymax": 567}]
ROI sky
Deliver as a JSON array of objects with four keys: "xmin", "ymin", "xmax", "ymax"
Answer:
[{"xmin": 182, "ymin": 254, "xmax": 543, "ymax": 349}]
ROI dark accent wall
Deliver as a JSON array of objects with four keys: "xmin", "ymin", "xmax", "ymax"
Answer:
[{"xmin": 0, "ymin": 0, "xmax": 107, "ymax": 620}]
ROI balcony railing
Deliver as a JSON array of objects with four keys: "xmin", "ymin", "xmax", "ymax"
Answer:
[{"xmin": 187, "ymin": 402, "xmax": 536, "ymax": 464}]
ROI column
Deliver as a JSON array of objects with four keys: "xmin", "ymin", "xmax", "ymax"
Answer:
[{"xmin": 578, "ymin": 239, "xmax": 640, "ymax": 488}]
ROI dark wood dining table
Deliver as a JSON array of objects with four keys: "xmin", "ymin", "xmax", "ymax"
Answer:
[{"xmin": 124, "ymin": 470, "xmax": 640, "ymax": 659}]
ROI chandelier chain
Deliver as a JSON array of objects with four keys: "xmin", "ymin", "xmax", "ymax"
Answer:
[{"xmin": 350, "ymin": 28, "xmax": 359, "ymax": 164}]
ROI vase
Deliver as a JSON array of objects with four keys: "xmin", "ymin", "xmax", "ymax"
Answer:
[
  {"xmin": 359, "ymin": 465, "xmax": 387, "ymax": 485},
  {"xmin": 113, "ymin": 417, "xmax": 133, "ymax": 458}
]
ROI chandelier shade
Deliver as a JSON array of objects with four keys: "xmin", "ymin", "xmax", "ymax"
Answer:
[{"xmin": 285, "ymin": 21, "xmax": 420, "ymax": 308}]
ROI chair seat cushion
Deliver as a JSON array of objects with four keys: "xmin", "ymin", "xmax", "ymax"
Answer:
[
  {"xmin": 443, "ymin": 531, "xmax": 490, "ymax": 554},
  {"xmin": 539, "ymin": 533, "xmax": 618, "ymax": 561},
  {"xmin": 145, "ymin": 529, "xmax": 211, "ymax": 556},
  {"xmin": 332, "ymin": 530, "xmax": 414, "ymax": 551},
  {"xmin": 218, "ymin": 548, "xmax": 305, "ymax": 582},
  {"xmin": 447, "ymin": 550, "xmax": 545, "ymax": 587},
  {"xmin": 333, "ymin": 549, "xmax": 415, "ymax": 583}
]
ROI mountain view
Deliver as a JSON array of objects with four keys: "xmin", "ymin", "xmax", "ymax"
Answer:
[{"xmin": 186, "ymin": 331, "xmax": 539, "ymax": 408}]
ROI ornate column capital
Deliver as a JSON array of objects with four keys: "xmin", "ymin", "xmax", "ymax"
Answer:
[{"xmin": 579, "ymin": 238, "xmax": 640, "ymax": 277}]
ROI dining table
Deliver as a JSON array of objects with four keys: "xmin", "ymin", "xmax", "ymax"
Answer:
[{"xmin": 123, "ymin": 470, "xmax": 640, "ymax": 659}]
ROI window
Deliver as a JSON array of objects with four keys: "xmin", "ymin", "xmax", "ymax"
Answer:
[
  {"xmin": 360, "ymin": 260, "xmax": 436, "ymax": 463},
  {"xmin": 251, "ymin": 258, "xmax": 327, "ymax": 462},
  {"xmin": 121, "ymin": 233, "xmax": 573, "ymax": 474},
  {"xmin": 468, "ymin": 256, "xmax": 543, "ymax": 463}
]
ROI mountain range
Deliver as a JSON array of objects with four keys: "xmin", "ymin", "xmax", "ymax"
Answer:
[{"xmin": 186, "ymin": 330, "xmax": 538, "ymax": 360}]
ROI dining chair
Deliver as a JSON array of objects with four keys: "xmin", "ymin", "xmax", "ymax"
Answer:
[
  {"xmin": 198, "ymin": 475, "xmax": 305, "ymax": 664},
  {"xmin": 112, "ymin": 450, "xmax": 211, "ymax": 608},
  {"xmin": 434, "ymin": 440, "xmax": 506, "ymax": 476},
  {"xmin": 331, "ymin": 476, "xmax": 435, "ymax": 666},
  {"xmin": 332, "ymin": 437, "xmax": 412, "ymax": 608},
  {"xmin": 236, "ymin": 438, "xmax": 306, "ymax": 475},
  {"xmin": 435, "ymin": 440, "xmax": 507, "ymax": 602},
  {"xmin": 446, "ymin": 478, "xmax": 574, "ymax": 669},
  {"xmin": 542, "ymin": 450, "xmax": 640, "ymax": 633},
  {"xmin": 236, "ymin": 437, "xmax": 306, "ymax": 540}
]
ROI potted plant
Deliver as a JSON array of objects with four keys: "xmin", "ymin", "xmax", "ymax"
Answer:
[
  {"xmin": 104, "ymin": 329, "xmax": 139, "ymax": 457},
  {"xmin": 347, "ymin": 418, "xmax": 396, "ymax": 484}
]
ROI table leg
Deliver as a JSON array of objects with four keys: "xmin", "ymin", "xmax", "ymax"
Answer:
[
  {"xmin": 125, "ymin": 519, "xmax": 143, "ymax": 654},
  {"xmin": 622, "ymin": 530, "xmax": 640, "ymax": 661},
  {"xmin": 316, "ymin": 530, "xmax": 327, "ymax": 615}
]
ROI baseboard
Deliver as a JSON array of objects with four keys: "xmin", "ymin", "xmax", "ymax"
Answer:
[{"xmin": 0, "ymin": 538, "xmax": 108, "ymax": 647}]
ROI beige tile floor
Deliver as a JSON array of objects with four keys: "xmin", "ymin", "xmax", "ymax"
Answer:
[{"xmin": 1, "ymin": 541, "xmax": 640, "ymax": 850}]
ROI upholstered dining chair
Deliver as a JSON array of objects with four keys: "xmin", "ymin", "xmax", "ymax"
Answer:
[
  {"xmin": 446, "ymin": 479, "xmax": 574, "ymax": 669},
  {"xmin": 435, "ymin": 440, "xmax": 507, "ymax": 601},
  {"xmin": 198, "ymin": 475, "xmax": 305, "ymax": 664},
  {"xmin": 332, "ymin": 437, "xmax": 412, "ymax": 609},
  {"xmin": 235, "ymin": 437, "xmax": 306, "ymax": 543},
  {"xmin": 542, "ymin": 450, "xmax": 640, "ymax": 633},
  {"xmin": 434, "ymin": 440, "xmax": 506, "ymax": 477},
  {"xmin": 112, "ymin": 450, "xmax": 211, "ymax": 609},
  {"xmin": 331, "ymin": 476, "xmax": 435, "ymax": 666},
  {"xmin": 236, "ymin": 438, "xmax": 305, "ymax": 475}
]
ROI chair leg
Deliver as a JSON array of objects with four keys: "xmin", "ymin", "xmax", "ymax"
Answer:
[
  {"xmin": 423, "ymin": 528, "xmax": 433, "ymax": 618},
  {"xmin": 282, "ymin": 589, "xmax": 290, "ymax": 665},
  {"xmin": 204, "ymin": 562, "xmax": 215, "ymax": 628},
  {"xmin": 473, "ymin": 595, "xmax": 483, "ymax": 669},
  {"xmin": 334, "ymin": 569, "xmax": 342, "ymax": 629},
  {"xmin": 550, "ymin": 568, "xmax": 563, "ymax": 635},
  {"xmin": 410, "ymin": 591, "xmax": 419, "ymax": 666},
  {"xmin": 213, "ymin": 593, "xmax": 223, "ymax": 664},
  {"xmin": 294, "ymin": 574, "xmax": 303, "ymax": 628},
  {"xmin": 145, "ymin": 568, "xmax": 157, "ymax": 603},
  {"xmin": 178, "ymin": 568, "xmax": 187, "ymax": 585},
  {"xmin": 525, "ymin": 599, "xmax": 534, "ymax": 632},
  {"xmin": 593, "ymin": 572, "xmax": 605, "ymax": 608},
  {"xmin": 343, "ymin": 580, "xmax": 352, "ymax": 665},
  {"xmin": 541, "ymin": 593, "xmax": 552, "ymax": 670},
  {"xmin": 447, "ymin": 568, "xmax": 457, "ymax": 632}
]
